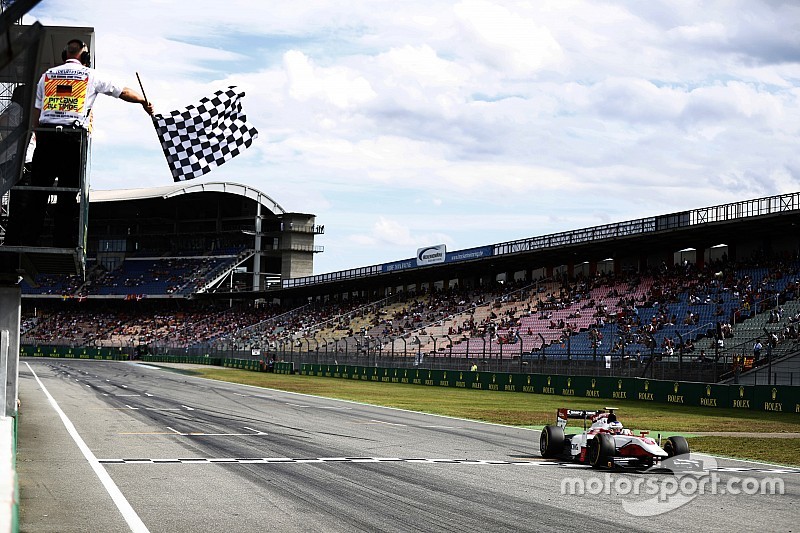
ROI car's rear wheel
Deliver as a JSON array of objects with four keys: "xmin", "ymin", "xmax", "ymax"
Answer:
[
  {"xmin": 540, "ymin": 425, "xmax": 565, "ymax": 458},
  {"xmin": 664, "ymin": 435, "xmax": 690, "ymax": 457},
  {"xmin": 589, "ymin": 433, "xmax": 615, "ymax": 468}
]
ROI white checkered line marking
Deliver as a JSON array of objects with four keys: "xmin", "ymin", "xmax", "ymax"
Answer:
[
  {"xmin": 95, "ymin": 458, "xmax": 800, "ymax": 473},
  {"xmin": 97, "ymin": 457, "xmax": 540, "ymax": 465}
]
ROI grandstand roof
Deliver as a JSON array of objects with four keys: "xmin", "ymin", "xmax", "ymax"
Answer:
[{"xmin": 90, "ymin": 182, "xmax": 286, "ymax": 215}]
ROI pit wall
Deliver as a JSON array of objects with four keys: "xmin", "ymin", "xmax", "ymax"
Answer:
[{"xmin": 0, "ymin": 416, "xmax": 18, "ymax": 533}]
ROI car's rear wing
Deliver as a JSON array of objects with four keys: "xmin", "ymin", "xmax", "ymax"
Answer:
[
  {"xmin": 556, "ymin": 407, "xmax": 620, "ymax": 429},
  {"xmin": 556, "ymin": 408, "xmax": 601, "ymax": 429}
]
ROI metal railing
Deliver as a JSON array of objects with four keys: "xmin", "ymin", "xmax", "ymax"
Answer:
[
  {"xmin": 140, "ymin": 328, "xmax": 797, "ymax": 383},
  {"xmin": 282, "ymin": 191, "xmax": 800, "ymax": 289}
]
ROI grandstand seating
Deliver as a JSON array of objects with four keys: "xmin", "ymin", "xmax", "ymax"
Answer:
[
  {"xmin": 21, "ymin": 256, "xmax": 233, "ymax": 297},
  {"xmin": 19, "ymin": 255, "xmax": 800, "ymax": 384}
]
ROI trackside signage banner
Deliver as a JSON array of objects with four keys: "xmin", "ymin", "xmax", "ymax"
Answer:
[
  {"xmin": 446, "ymin": 246, "xmax": 493, "ymax": 264},
  {"xmin": 381, "ymin": 246, "xmax": 494, "ymax": 273},
  {"xmin": 298, "ymin": 364, "xmax": 800, "ymax": 414},
  {"xmin": 381, "ymin": 259, "xmax": 415, "ymax": 273},
  {"xmin": 416, "ymin": 244, "xmax": 446, "ymax": 266}
]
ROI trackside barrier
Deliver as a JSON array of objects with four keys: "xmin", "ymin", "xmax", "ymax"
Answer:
[
  {"xmin": 21, "ymin": 349, "xmax": 797, "ymax": 413},
  {"xmin": 299, "ymin": 364, "xmax": 800, "ymax": 414},
  {"xmin": 222, "ymin": 358, "xmax": 265, "ymax": 372},
  {"xmin": 274, "ymin": 362, "xmax": 294, "ymax": 375},
  {"xmin": 139, "ymin": 355, "xmax": 223, "ymax": 366},
  {"xmin": 20, "ymin": 349, "xmax": 283, "ymax": 375},
  {"xmin": 0, "ymin": 416, "xmax": 17, "ymax": 533},
  {"xmin": 20, "ymin": 345, "xmax": 132, "ymax": 361},
  {"xmin": 134, "ymin": 355, "xmax": 289, "ymax": 374}
]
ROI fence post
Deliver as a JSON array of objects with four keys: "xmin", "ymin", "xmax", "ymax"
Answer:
[
  {"xmin": 676, "ymin": 331, "xmax": 684, "ymax": 382},
  {"xmin": 767, "ymin": 342, "xmax": 772, "ymax": 385}
]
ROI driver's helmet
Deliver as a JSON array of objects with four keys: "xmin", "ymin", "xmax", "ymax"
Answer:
[{"xmin": 608, "ymin": 421, "xmax": 624, "ymax": 434}]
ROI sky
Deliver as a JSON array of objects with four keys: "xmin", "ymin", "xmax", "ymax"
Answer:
[{"xmin": 23, "ymin": 1, "xmax": 800, "ymax": 275}]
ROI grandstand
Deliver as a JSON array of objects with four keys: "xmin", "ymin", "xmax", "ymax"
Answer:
[
  {"xmin": 15, "ymin": 181, "xmax": 324, "ymax": 295},
  {"xmin": 10, "ymin": 188, "xmax": 800, "ymax": 384}
]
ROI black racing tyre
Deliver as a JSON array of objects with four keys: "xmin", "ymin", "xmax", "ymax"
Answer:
[
  {"xmin": 589, "ymin": 433, "xmax": 615, "ymax": 468},
  {"xmin": 664, "ymin": 435, "xmax": 690, "ymax": 457},
  {"xmin": 540, "ymin": 425, "xmax": 565, "ymax": 458}
]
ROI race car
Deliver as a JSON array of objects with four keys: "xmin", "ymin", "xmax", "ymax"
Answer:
[{"xmin": 539, "ymin": 407, "xmax": 690, "ymax": 469}]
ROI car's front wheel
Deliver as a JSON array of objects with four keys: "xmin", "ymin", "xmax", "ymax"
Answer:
[
  {"xmin": 589, "ymin": 433, "xmax": 615, "ymax": 468},
  {"xmin": 664, "ymin": 435, "xmax": 690, "ymax": 457},
  {"xmin": 540, "ymin": 425, "xmax": 565, "ymax": 458}
]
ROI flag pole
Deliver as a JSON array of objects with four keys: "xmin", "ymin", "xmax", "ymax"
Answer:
[
  {"xmin": 136, "ymin": 71, "xmax": 157, "ymax": 129},
  {"xmin": 135, "ymin": 72, "xmax": 149, "ymax": 106}
]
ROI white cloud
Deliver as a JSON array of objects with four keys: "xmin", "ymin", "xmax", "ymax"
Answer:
[
  {"xmin": 453, "ymin": 0, "xmax": 563, "ymax": 75},
  {"xmin": 22, "ymin": 0, "xmax": 800, "ymax": 275},
  {"xmin": 352, "ymin": 217, "xmax": 416, "ymax": 247},
  {"xmin": 283, "ymin": 50, "xmax": 376, "ymax": 109},
  {"xmin": 680, "ymin": 81, "xmax": 785, "ymax": 130}
]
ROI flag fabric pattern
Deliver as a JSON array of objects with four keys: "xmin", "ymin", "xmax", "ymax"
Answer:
[{"xmin": 153, "ymin": 87, "xmax": 258, "ymax": 182}]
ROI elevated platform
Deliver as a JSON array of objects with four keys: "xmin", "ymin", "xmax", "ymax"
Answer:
[{"xmin": 0, "ymin": 246, "xmax": 83, "ymax": 285}]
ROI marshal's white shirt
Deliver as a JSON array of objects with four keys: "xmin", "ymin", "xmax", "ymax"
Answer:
[{"xmin": 35, "ymin": 58, "xmax": 124, "ymax": 129}]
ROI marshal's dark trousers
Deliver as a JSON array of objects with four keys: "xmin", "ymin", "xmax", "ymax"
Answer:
[{"xmin": 5, "ymin": 128, "xmax": 83, "ymax": 248}]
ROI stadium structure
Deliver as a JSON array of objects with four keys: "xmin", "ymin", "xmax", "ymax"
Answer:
[
  {"xmin": 6, "ymin": 185, "xmax": 800, "ymax": 386},
  {"xmin": 83, "ymin": 181, "xmax": 322, "ymax": 293},
  {"xmin": 0, "ymin": 9, "xmax": 796, "ymax": 389},
  {"xmin": 10, "ymin": 184, "xmax": 799, "ymax": 300},
  {"xmin": 4, "ymin": 180, "xmax": 321, "ymax": 295}
]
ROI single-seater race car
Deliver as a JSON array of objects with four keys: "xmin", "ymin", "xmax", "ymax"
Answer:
[{"xmin": 539, "ymin": 407, "xmax": 690, "ymax": 469}]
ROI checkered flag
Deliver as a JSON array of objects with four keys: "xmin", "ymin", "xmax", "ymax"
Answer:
[{"xmin": 153, "ymin": 86, "xmax": 258, "ymax": 181}]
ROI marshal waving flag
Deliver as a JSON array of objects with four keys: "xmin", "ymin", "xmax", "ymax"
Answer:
[{"xmin": 153, "ymin": 87, "xmax": 258, "ymax": 182}]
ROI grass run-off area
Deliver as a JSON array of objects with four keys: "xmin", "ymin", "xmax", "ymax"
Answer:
[{"xmin": 166, "ymin": 365, "xmax": 800, "ymax": 466}]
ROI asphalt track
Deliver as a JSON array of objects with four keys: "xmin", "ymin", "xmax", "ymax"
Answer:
[{"xmin": 16, "ymin": 359, "xmax": 799, "ymax": 532}]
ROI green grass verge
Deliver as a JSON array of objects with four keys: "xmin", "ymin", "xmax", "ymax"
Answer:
[
  {"xmin": 162, "ymin": 366, "xmax": 800, "ymax": 465},
  {"xmin": 687, "ymin": 437, "xmax": 800, "ymax": 467}
]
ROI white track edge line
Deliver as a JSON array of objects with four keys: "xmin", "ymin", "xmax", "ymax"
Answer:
[{"xmin": 25, "ymin": 362, "xmax": 150, "ymax": 533}]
